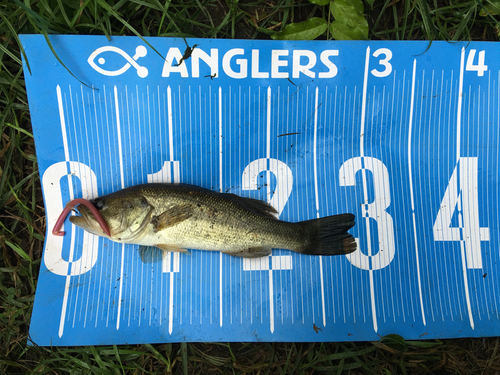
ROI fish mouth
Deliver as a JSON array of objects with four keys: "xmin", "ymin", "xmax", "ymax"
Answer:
[{"xmin": 69, "ymin": 205, "xmax": 108, "ymax": 237}]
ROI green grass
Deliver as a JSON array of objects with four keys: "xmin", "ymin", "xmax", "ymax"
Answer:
[{"xmin": 1, "ymin": 0, "xmax": 500, "ymax": 373}]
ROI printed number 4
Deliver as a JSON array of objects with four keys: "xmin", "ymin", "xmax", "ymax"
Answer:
[
  {"xmin": 466, "ymin": 50, "xmax": 487, "ymax": 77},
  {"xmin": 433, "ymin": 157, "xmax": 489, "ymax": 269}
]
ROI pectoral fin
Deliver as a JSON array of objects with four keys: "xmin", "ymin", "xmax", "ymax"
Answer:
[
  {"xmin": 228, "ymin": 247, "xmax": 272, "ymax": 258},
  {"xmin": 152, "ymin": 204, "xmax": 193, "ymax": 232},
  {"xmin": 155, "ymin": 243, "xmax": 191, "ymax": 255}
]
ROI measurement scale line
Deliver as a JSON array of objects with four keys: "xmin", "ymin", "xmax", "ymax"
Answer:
[
  {"xmin": 72, "ymin": 89, "xmax": 86, "ymax": 327},
  {"xmin": 229, "ymin": 87, "xmax": 232, "ymax": 326},
  {"xmin": 407, "ymin": 60, "xmax": 427, "ymax": 326},
  {"xmin": 179, "ymin": 86, "xmax": 184, "ymax": 326},
  {"xmin": 429, "ymin": 70, "xmax": 445, "ymax": 320},
  {"xmin": 295, "ymin": 88, "xmax": 305, "ymax": 324},
  {"xmin": 456, "ymin": 47, "xmax": 475, "ymax": 330},
  {"xmin": 360, "ymin": 46, "xmax": 378, "ymax": 333},
  {"xmin": 93, "ymin": 86, "xmax": 110, "ymax": 327},
  {"xmin": 78, "ymin": 88, "xmax": 92, "ymax": 325},
  {"xmin": 166, "ymin": 86, "xmax": 177, "ymax": 335},
  {"xmin": 304, "ymin": 86, "xmax": 315, "ymax": 323},
  {"xmin": 324, "ymin": 88, "xmax": 335, "ymax": 320},
  {"xmin": 56, "ymin": 85, "xmax": 76, "ymax": 338},
  {"xmin": 80, "ymin": 92, "xmax": 96, "ymax": 328},
  {"xmin": 312, "ymin": 87, "xmax": 327, "ymax": 327},
  {"xmin": 157, "ymin": 87, "xmax": 164, "ymax": 326},
  {"xmin": 219, "ymin": 86, "xmax": 223, "ymax": 327},
  {"xmin": 125, "ymin": 86, "xmax": 135, "ymax": 328},
  {"xmin": 437, "ymin": 71, "xmax": 452, "ymax": 320},
  {"xmin": 266, "ymin": 86, "xmax": 275, "ymax": 333},
  {"xmin": 114, "ymin": 86, "xmax": 126, "ymax": 330},
  {"xmin": 66, "ymin": 88, "xmax": 79, "ymax": 326},
  {"xmin": 238, "ymin": 86, "xmax": 243, "ymax": 325},
  {"xmin": 347, "ymin": 88, "xmax": 355, "ymax": 323}
]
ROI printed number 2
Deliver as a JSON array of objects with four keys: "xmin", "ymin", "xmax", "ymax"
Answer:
[
  {"xmin": 339, "ymin": 157, "xmax": 395, "ymax": 270},
  {"xmin": 242, "ymin": 158, "xmax": 293, "ymax": 216},
  {"xmin": 371, "ymin": 48, "xmax": 393, "ymax": 78},
  {"xmin": 433, "ymin": 157, "xmax": 489, "ymax": 269},
  {"xmin": 465, "ymin": 50, "xmax": 487, "ymax": 77}
]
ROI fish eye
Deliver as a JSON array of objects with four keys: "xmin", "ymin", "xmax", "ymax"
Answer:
[{"xmin": 92, "ymin": 198, "xmax": 105, "ymax": 210}]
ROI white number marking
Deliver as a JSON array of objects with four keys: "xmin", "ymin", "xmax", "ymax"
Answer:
[
  {"xmin": 242, "ymin": 158, "xmax": 293, "ymax": 216},
  {"xmin": 433, "ymin": 157, "xmax": 489, "ymax": 269},
  {"xmin": 371, "ymin": 48, "xmax": 393, "ymax": 78},
  {"xmin": 42, "ymin": 161, "xmax": 99, "ymax": 276},
  {"xmin": 465, "ymin": 50, "xmax": 487, "ymax": 77},
  {"xmin": 339, "ymin": 157, "xmax": 395, "ymax": 270}
]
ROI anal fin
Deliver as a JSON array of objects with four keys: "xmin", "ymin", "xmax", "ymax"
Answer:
[
  {"xmin": 228, "ymin": 247, "xmax": 272, "ymax": 258},
  {"xmin": 155, "ymin": 243, "xmax": 191, "ymax": 255}
]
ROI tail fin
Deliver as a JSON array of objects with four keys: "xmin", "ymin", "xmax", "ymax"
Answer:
[{"xmin": 298, "ymin": 214, "xmax": 356, "ymax": 256}]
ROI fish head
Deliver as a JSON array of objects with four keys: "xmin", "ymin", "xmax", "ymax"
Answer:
[{"xmin": 70, "ymin": 192, "xmax": 153, "ymax": 242}]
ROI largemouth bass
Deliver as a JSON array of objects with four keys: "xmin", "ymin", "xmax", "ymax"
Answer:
[{"xmin": 69, "ymin": 183, "xmax": 356, "ymax": 258}]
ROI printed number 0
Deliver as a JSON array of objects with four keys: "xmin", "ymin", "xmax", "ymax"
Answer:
[
  {"xmin": 339, "ymin": 157, "xmax": 395, "ymax": 270},
  {"xmin": 42, "ymin": 162, "xmax": 100, "ymax": 276},
  {"xmin": 371, "ymin": 48, "xmax": 393, "ymax": 78}
]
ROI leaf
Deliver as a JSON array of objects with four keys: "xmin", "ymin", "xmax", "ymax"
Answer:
[
  {"xmin": 365, "ymin": 0, "xmax": 375, "ymax": 7},
  {"xmin": 41, "ymin": 31, "xmax": 93, "ymax": 88},
  {"xmin": 329, "ymin": 0, "xmax": 368, "ymax": 40},
  {"xmin": 308, "ymin": 0, "xmax": 330, "ymax": 5},
  {"xmin": 5, "ymin": 239, "xmax": 31, "ymax": 262},
  {"xmin": 330, "ymin": 0, "xmax": 364, "ymax": 23},
  {"xmin": 329, "ymin": 19, "xmax": 368, "ymax": 40},
  {"xmin": 272, "ymin": 18, "xmax": 328, "ymax": 40},
  {"xmin": 0, "ymin": 11, "xmax": 32, "ymax": 74},
  {"xmin": 379, "ymin": 334, "xmax": 408, "ymax": 352},
  {"xmin": 479, "ymin": 0, "xmax": 500, "ymax": 16}
]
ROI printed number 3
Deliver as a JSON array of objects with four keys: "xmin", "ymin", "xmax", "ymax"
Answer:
[
  {"xmin": 371, "ymin": 48, "xmax": 393, "ymax": 78},
  {"xmin": 339, "ymin": 157, "xmax": 396, "ymax": 270}
]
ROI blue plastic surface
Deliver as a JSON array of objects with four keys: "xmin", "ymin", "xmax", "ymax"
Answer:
[{"xmin": 21, "ymin": 35, "xmax": 500, "ymax": 345}]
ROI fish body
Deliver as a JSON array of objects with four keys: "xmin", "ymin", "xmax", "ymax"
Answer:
[{"xmin": 70, "ymin": 183, "xmax": 356, "ymax": 258}]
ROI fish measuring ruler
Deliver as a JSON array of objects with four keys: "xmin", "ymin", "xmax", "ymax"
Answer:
[{"xmin": 21, "ymin": 35, "xmax": 499, "ymax": 345}]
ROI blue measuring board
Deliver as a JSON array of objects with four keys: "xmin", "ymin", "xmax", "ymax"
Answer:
[{"xmin": 21, "ymin": 35, "xmax": 499, "ymax": 345}]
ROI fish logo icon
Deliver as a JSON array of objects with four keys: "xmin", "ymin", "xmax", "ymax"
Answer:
[{"xmin": 88, "ymin": 45, "xmax": 148, "ymax": 78}]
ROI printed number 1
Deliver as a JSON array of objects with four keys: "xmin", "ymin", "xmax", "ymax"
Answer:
[{"xmin": 433, "ymin": 157, "xmax": 489, "ymax": 269}]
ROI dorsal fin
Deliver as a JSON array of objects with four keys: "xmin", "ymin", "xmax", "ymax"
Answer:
[{"xmin": 221, "ymin": 194, "xmax": 278, "ymax": 219}]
